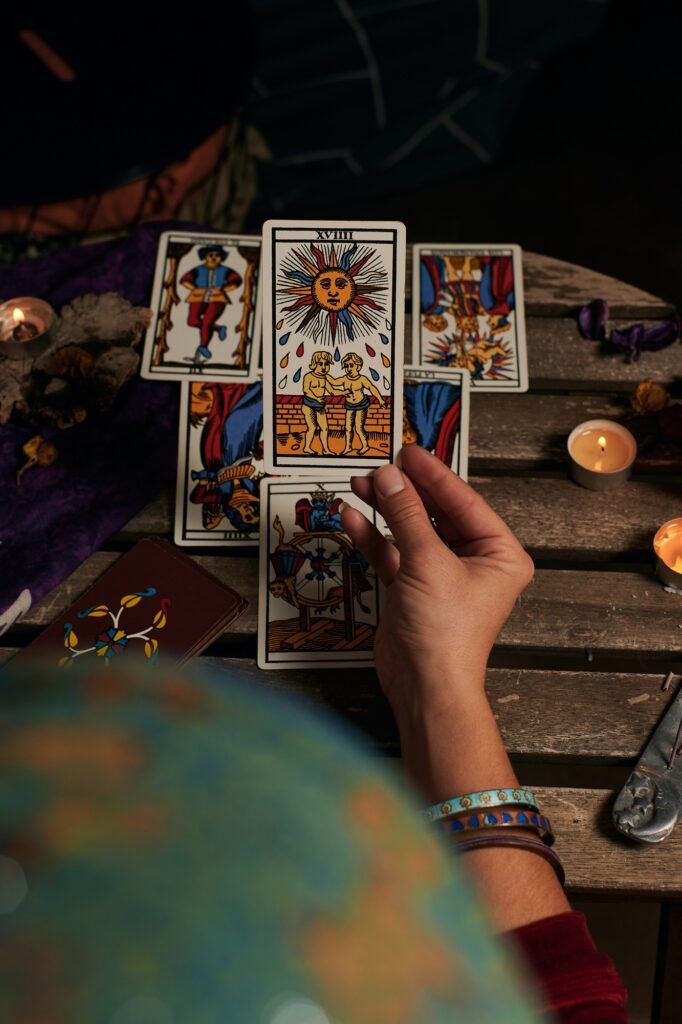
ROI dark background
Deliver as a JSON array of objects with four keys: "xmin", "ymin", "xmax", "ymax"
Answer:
[{"xmin": 263, "ymin": 1, "xmax": 681, "ymax": 307}]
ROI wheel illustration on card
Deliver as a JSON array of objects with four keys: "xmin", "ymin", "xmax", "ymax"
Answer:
[{"xmin": 267, "ymin": 487, "xmax": 376, "ymax": 654}]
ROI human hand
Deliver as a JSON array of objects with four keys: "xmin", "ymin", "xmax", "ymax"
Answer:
[{"xmin": 341, "ymin": 445, "xmax": 534, "ymax": 726}]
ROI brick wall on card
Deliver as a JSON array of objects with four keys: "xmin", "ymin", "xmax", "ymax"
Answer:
[{"xmin": 275, "ymin": 395, "xmax": 392, "ymax": 435}]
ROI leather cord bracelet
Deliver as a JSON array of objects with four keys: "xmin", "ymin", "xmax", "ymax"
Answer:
[
  {"xmin": 423, "ymin": 787, "xmax": 539, "ymax": 824},
  {"xmin": 435, "ymin": 808, "xmax": 554, "ymax": 846},
  {"xmin": 448, "ymin": 832, "xmax": 565, "ymax": 886}
]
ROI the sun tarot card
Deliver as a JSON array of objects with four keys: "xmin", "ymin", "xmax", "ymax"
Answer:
[{"xmin": 262, "ymin": 220, "xmax": 406, "ymax": 475}]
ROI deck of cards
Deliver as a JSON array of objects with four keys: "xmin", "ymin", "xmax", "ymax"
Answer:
[{"xmin": 142, "ymin": 223, "xmax": 528, "ymax": 669}]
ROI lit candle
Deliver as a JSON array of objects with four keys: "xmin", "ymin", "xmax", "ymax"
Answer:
[
  {"xmin": 567, "ymin": 419, "xmax": 637, "ymax": 491},
  {"xmin": 11, "ymin": 308, "xmax": 39, "ymax": 342},
  {"xmin": 653, "ymin": 518, "xmax": 682, "ymax": 589},
  {"xmin": 0, "ymin": 297, "xmax": 55, "ymax": 359}
]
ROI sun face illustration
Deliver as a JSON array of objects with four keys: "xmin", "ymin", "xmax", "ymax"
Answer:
[{"xmin": 278, "ymin": 242, "xmax": 387, "ymax": 343}]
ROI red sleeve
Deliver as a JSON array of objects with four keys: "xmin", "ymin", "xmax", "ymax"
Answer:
[
  {"xmin": 506, "ymin": 912, "xmax": 628, "ymax": 1023},
  {"xmin": 226, "ymin": 268, "xmax": 242, "ymax": 288}
]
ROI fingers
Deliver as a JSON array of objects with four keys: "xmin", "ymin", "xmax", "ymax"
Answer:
[
  {"xmin": 398, "ymin": 445, "xmax": 523, "ymax": 558},
  {"xmin": 340, "ymin": 504, "xmax": 400, "ymax": 586},
  {"xmin": 361, "ymin": 464, "xmax": 438, "ymax": 566}
]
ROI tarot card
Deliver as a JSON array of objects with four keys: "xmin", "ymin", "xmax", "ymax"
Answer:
[
  {"xmin": 412, "ymin": 244, "xmax": 528, "ymax": 392},
  {"xmin": 262, "ymin": 220, "xmax": 406, "ymax": 475},
  {"xmin": 402, "ymin": 366, "xmax": 470, "ymax": 479},
  {"xmin": 141, "ymin": 231, "xmax": 262, "ymax": 381},
  {"xmin": 258, "ymin": 478, "xmax": 383, "ymax": 669},
  {"xmin": 174, "ymin": 379, "xmax": 265, "ymax": 546}
]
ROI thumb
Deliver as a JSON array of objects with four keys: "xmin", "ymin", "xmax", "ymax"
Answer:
[{"xmin": 372, "ymin": 464, "xmax": 436, "ymax": 559}]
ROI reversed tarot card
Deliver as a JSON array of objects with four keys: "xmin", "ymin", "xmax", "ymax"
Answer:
[
  {"xmin": 262, "ymin": 220, "xmax": 406, "ymax": 475},
  {"xmin": 174, "ymin": 380, "xmax": 264, "ymax": 546},
  {"xmin": 258, "ymin": 478, "xmax": 382, "ymax": 669},
  {"xmin": 402, "ymin": 366, "xmax": 470, "ymax": 479},
  {"xmin": 141, "ymin": 231, "xmax": 262, "ymax": 381},
  {"xmin": 412, "ymin": 243, "xmax": 527, "ymax": 392}
]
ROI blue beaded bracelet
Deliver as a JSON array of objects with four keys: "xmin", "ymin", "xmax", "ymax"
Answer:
[{"xmin": 423, "ymin": 787, "xmax": 539, "ymax": 824}]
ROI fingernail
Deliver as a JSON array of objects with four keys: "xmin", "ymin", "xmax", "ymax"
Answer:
[
  {"xmin": 374, "ymin": 464, "xmax": 405, "ymax": 497},
  {"xmin": 338, "ymin": 501, "xmax": 351, "ymax": 514}
]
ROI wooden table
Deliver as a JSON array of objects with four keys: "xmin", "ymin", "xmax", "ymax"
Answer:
[{"xmin": 5, "ymin": 251, "xmax": 682, "ymax": 1020}]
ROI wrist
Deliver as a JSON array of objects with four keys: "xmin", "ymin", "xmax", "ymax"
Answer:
[{"xmin": 395, "ymin": 691, "xmax": 517, "ymax": 804}]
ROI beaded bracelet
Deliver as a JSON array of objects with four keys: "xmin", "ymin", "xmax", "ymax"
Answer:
[
  {"xmin": 423, "ymin": 787, "xmax": 539, "ymax": 824},
  {"xmin": 436, "ymin": 808, "xmax": 554, "ymax": 847},
  {"xmin": 449, "ymin": 833, "xmax": 565, "ymax": 886}
]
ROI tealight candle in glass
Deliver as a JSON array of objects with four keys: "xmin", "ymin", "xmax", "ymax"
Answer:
[
  {"xmin": 567, "ymin": 419, "xmax": 637, "ymax": 491},
  {"xmin": 0, "ymin": 297, "xmax": 55, "ymax": 359}
]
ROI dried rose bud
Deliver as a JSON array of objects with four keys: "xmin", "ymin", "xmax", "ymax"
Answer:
[
  {"xmin": 54, "ymin": 344, "xmax": 95, "ymax": 378},
  {"xmin": 36, "ymin": 441, "xmax": 59, "ymax": 466},
  {"xmin": 629, "ymin": 378, "xmax": 670, "ymax": 415}
]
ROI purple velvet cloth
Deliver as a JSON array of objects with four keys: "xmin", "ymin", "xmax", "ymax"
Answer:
[{"xmin": 0, "ymin": 221, "xmax": 204, "ymax": 633}]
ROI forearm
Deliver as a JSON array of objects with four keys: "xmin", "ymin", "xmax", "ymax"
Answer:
[{"xmin": 395, "ymin": 676, "xmax": 570, "ymax": 931}]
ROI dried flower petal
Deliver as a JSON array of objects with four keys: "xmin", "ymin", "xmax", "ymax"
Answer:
[
  {"xmin": 639, "ymin": 319, "xmax": 679, "ymax": 352},
  {"xmin": 609, "ymin": 324, "xmax": 644, "ymax": 361},
  {"xmin": 577, "ymin": 299, "xmax": 609, "ymax": 340},
  {"xmin": 629, "ymin": 379, "xmax": 670, "ymax": 415}
]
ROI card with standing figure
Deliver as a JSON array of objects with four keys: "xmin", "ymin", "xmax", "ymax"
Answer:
[
  {"xmin": 258, "ymin": 478, "xmax": 382, "ymax": 669},
  {"xmin": 412, "ymin": 243, "xmax": 527, "ymax": 392},
  {"xmin": 141, "ymin": 231, "xmax": 262, "ymax": 380},
  {"xmin": 174, "ymin": 379, "xmax": 265, "ymax": 546},
  {"xmin": 262, "ymin": 220, "xmax": 406, "ymax": 475}
]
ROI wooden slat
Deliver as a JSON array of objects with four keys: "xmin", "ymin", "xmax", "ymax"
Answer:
[
  {"xmin": 404, "ymin": 314, "xmax": 682, "ymax": 390},
  {"xmin": 477, "ymin": 477, "xmax": 682, "ymax": 560},
  {"xmin": 525, "ymin": 317, "xmax": 681, "ymax": 391},
  {"xmin": 509, "ymin": 569, "xmax": 682, "ymax": 659},
  {"xmin": 405, "ymin": 248, "xmax": 674, "ymax": 318},
  {"xmin": 118, "ymin": 476, "xmax": 681, "ymax": 561},
  {"xmin": 18, "ymin": 558, "xmax": 682, "ymax": 661},
  {"xmin": 204, "ymin": 659, "xmax": 678, "ymax": 762},
  {"xmin": 470, "ymin": 392, "xmax": 682, "ymax": 473},
  {"xmin": 537, "ymin": 787, "xmax": 682, "ymax": 898},
  {"xmin": 0, "ymin": 645, "xmax": 673, "ymax": 762},
  {"xmin": 521, "ymin": 252, "xmax": 675, "ymax": 319}
]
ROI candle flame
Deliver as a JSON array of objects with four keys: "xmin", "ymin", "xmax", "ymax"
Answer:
[
  {"xmin": 12, "ymin": 308, "xmax": 25, "ymax": 324},
  {"xmin": 597, "ymin": 435, "xmax": 606, "ymax": 453}
]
